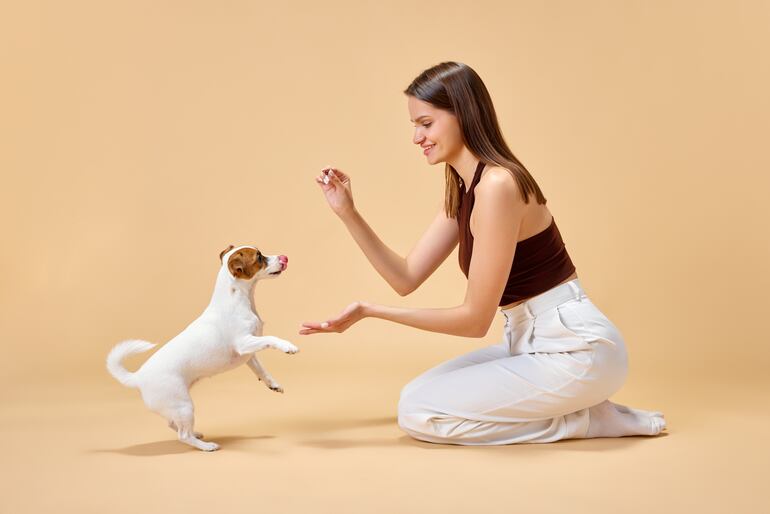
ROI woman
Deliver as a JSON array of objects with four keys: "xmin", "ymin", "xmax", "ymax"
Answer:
[{"xmin": 299, "ymin": 62, "xmax": 666, "ymax": 445}]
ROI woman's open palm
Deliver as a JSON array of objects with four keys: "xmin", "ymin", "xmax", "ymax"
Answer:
[{"xmin": 299, "ymin": 301, "xmax": 365, "ymax": 335}]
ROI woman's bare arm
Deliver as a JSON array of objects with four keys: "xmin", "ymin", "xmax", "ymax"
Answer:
[
  {"xmin": 360, "ymin": 169, "xmax": 524, "ymax": 337},
  {"xmin": 340, "ymin": 206, "xmax": 459, "ymax": 297},
  {"xmin": 339, "ymin": 208, "xmax": 412, "ymax": 295}
]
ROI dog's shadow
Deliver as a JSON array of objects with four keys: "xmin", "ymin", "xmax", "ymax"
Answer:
[
  {"xmin": 91, "ymin": 434, "xmax": 276, "ymax": 456},
  {"xmin": 89, "ymin": 416, "xmax": 399, "ymax": 456}
]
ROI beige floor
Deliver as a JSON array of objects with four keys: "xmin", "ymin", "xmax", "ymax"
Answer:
[{"xmin": 1, "ymin": 365, "xmax": 766, "ymax": 514}]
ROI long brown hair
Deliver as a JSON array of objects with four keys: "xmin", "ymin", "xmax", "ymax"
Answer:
[{"xmin": 403, "ymin": 62, "xmax": 546, "ymax": 219}]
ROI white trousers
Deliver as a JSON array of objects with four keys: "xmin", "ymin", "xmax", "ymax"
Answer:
[{"xmin": 397, "ymin": 278, "xmax": 629, "ymax": 445}]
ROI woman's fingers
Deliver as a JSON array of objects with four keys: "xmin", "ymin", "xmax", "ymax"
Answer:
[
  {"xmin": 299, "ymin": 325, "xmax": 332, "ymax": 335},
  {"xmin": 315, "ymin": 175, "xmax": 335, "ymax": 193},
  {"xmin": 320, "ymin": 166, "xmax": 348, "ymax": 184},
  {"xmin": 299, "ymin": 316, "xmax": 338, "ymax": 335},
  {"xmin": 315, "ymin": 167, "xmax": 339, "ymax": 190},
  {"xmin": 330, "ymin": 170, "xmax": 349, "ymax": 184},
  {"xmin": 301, "ymin": 320, "xmax": 333, "ymax": 329}
]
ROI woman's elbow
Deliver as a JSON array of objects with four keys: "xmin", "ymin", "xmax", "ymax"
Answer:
[
  {"xmin": 468, "ymin": 324, "xmax": 490, "ymax": 338},
  {"xmin": 467, "ymin": 313, "xmax": 495, "ymax": 338},
  {"xmin": 395, "ymin": 284, "xmax": 412, "ymax": 297},
  {"xmin": 395, "ymin": 278, "xmax": 418, "ymax": 296}
]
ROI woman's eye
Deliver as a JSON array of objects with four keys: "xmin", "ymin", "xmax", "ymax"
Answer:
[{"xmin": 423, "ymin": 123, "xmax": 432, "ymax": 127}]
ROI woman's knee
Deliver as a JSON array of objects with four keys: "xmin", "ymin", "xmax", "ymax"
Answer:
[
  {"xmin": 397, "ymin": 393, "xmax": 429, "ymax": 435},
  {"xmin": 397, "ymin": 393, "xmax": 459, "ymax": 443},
  {"xmin": 399, "ymin": 371, "xmax": 435, "ymax": 402}
]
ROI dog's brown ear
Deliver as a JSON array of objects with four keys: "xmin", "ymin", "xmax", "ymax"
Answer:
[
  {"xmin": 227, "ymin": 247, "xmax": 259, "ymax": 279},
  {"xmin": 219, "ymin": 244, "xmax": 235, "ymax": 263}
]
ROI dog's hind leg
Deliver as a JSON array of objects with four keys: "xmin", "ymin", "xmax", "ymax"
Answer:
[
  {"xmin": 169, "ymin": 401, "xmax": 219, "ymax": 452},
  {"xmin": 247, "ymin": 356, "xmax": 284, "ymax": 393},
  {"xmin": 141, "ymin": 379, "xmax": 216, "ymax": 451},
  {"xmin": 165, "ymin": 395, "xmax": 219, "ymax": 452},
  {"xmin": 168, "ymin": 420, "xmax": 203, "ymax": 439}
]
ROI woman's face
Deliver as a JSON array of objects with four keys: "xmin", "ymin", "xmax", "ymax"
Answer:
[{"xmin": 408, "ymin": 95, "xmax": 464, "ymax": 164}]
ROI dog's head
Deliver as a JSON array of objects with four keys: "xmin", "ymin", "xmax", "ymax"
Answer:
[{"xmin": 219, "ymin": 244, "xmax": 288, "ymax": 281}]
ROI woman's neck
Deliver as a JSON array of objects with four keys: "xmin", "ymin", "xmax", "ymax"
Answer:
[{"xmin": 447, "ymin": 148, "xmax": 483, "ymax": 185}]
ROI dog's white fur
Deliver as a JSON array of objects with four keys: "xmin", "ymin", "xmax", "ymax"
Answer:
[{"xmin": 106, "ymin": 245, "xmax": 298, "ymax": 452}]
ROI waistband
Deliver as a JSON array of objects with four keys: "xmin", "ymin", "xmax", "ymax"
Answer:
[{"xmin": 500, "ymin": 278, "xmax": 587, "ymax": 325}]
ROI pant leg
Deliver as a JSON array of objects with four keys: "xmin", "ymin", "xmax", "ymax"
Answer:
[
  {"xmin": 397, "ymin": 295, "xmax": 628, "ymax": 445},
  {"xmin": 398, "ymin": 350, "xmax": 603, "ymax": 445},
  {"xmin": 399, "ymin": 341, "xmax": 510, "ymax": 399}
]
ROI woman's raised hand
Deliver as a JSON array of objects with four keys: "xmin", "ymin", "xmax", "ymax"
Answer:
[{"xmin": 316, "ymin": 165, "xmax": 355, "ymax": 218}]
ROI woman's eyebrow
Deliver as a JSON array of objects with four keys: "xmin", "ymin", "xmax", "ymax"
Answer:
[{"xmin": 410, "ymin": 115, "xmax": 431, "ymax": 122}]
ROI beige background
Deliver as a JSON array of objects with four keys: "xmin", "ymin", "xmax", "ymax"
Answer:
[{"xmin": 1, "ymin": 1, "xmax": 768, "ymax": 512}]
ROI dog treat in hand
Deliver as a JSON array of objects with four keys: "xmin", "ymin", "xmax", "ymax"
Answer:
[{"xmin": 320, "ymin": 322, "xmax": 330, "ymax": 329}]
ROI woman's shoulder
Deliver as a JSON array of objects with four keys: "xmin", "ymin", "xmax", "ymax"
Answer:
[{"xmin": 475, "ymin": 165, "xmax": 524, "ymax": 202}]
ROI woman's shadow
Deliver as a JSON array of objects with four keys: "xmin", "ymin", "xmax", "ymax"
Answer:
[
  {"xmin": 300, "ymin": 433, "xmax": 666, "ymax": 452},
  {"xmin": 295, "ymin": 416, "xmax": 667, "ymax": 452}
]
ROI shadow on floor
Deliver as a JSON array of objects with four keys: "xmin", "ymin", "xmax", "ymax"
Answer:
[
  {"xmin": 90, "ymin": 434, "xmax": 276, "ymax": 456},
  {"xmin": 91, "ymin": 417, "xmax": 669, "ymax": 455},
  {"xmin": 298, "ymin": 431, "xmax": 669, "ymax": 451},
  {"xmin": 249, "ymin": 415, "xmax": 399, "ymax": 433}
]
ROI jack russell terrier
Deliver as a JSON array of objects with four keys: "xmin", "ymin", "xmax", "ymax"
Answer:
[{"xmin": 106, "ymin": 244, "xmax": 299, "ymax": 451}]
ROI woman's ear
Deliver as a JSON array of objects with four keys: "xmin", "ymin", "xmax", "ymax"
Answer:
[{"xmin": 219, "ymin": 244, "xmax": 235, "ymax": 263}]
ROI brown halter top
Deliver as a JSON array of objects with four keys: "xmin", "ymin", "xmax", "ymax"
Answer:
[{"xmin": 457, "ymin": 161, "xmax": 577, "ymax": 305}]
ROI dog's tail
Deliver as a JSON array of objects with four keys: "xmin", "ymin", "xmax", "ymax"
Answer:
[{"xmin": 106, "ymin": 339, "xmax": 156, "ymax": 388}]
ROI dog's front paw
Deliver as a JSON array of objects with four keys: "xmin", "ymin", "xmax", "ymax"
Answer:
[
  {"xmin": 280, "ymin": 343, "xmax": 299, "ymax": 354},
  {"xmin": 268, "ymin": 383, "xmax": 284, "ymax": 394}
]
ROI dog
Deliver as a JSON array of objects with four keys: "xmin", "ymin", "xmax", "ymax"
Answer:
[{"xmin": 106, "ymin": 244, "xmax": 299, "ymax": 451}]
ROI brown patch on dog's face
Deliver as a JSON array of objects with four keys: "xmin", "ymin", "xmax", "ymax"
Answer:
[
  {"xmin": 219, "ymin": 244, "xmax": 235, "ymax": 263},
  {"xmin": 227, "ymin": 247, "xmax": 263, "ymax": 280}
]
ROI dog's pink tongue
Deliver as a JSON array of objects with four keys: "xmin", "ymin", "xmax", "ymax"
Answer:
[{"xmin": 279, "ymin": 255, "xmax": 288, "ymax": 270}]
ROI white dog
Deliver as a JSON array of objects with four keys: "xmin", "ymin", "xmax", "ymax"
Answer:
[{"xmin": 106, "ymin": 244, "xmax": 299, "ymax": 451}]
